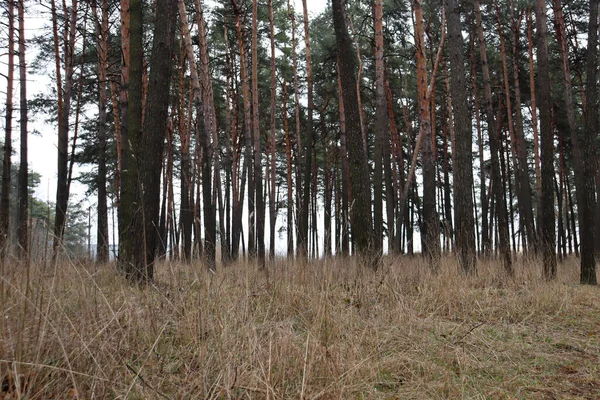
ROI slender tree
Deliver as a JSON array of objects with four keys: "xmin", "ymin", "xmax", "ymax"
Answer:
[
  {"xmin": 535, "ymin": 0, "xmax": 556, "ymax": 279},
  {"xmin": 414, "ymin": 0, "xmax": 440, "ymax": 268},
  {"xmin": 52, "ymin": 0, "xmax": 79, "ymax": 260},
  {"xmin": 119, "ymin": 0, "xmax": 144, "ymax": 280},
  {"xmin": 17, "ymin": 0, "xmax": 28, "ymax": 258},
  {"xmin": 474, "ymin": 0, "xmax": 512, "ymax": 273},
  {"xmin": 93, "ymin": 0, "xmax": 110, "ymax": 263},
  {"xmin": 581, "ymin": 0, "xmax": 598, "ymax": 284},
  {"xmin": 1, "ymin": 0, "xmax": 15, "ymax": 256},
  {"xmin": 372, "ymin": 0, "xmax": 386, "ymax": 257},
  {"xmin": 252, "ymin": 0, "xmax": 265, "ymax": 267},
  {"xmin": 446, "ymin": 0, "xmax": 476, "ymax": 273}
]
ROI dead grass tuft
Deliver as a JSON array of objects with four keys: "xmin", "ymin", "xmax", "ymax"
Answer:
[{"xmin": 1, "ymin": 256, "xmax": 599, "ymax": 399}]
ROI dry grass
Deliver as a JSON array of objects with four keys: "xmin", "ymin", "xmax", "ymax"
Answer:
[{"xmin": 1, "ymin": 255, "xmax": 599, "ymax": 399}]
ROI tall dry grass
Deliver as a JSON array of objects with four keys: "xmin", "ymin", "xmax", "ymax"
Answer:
[{"xmin": 1, "ymin": 255, "xmax": 599, "ymax": 399}]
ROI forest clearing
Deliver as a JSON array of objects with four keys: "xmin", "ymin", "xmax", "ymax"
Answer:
[{"xmin": 1, "ymin": 257, "xmax": 599, "ymax": 399}]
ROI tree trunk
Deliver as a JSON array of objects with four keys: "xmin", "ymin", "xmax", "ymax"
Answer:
[
  {"xmin": 474, "ymin": 0, "xmax": 512, "ymax": 273},
  {"xmin": 582, "ymin": 0, "xmax": 598, "ymax": 284},
  {"xmin": 332, "ymin": 0, "xmax": 373, "ymax": 262},
  {"xmin": 139, "ymin": 0, "xmax": 177, "ymax": 276},
  {"xmin": 53, "ymin": 0, "xmax": 79, "ymax": 260},
  {"xmin": 527, "ymin": 8, "xmax": 542, "ymax": 239},
  {"xmin": 283, "ymin": 79, "xmax": 294, "ymax": 257},
  {"xmin": 17, "ymin": 0, "xmax": 28, "ymax": 259},
  {"xmin": 268, "ymin": 0, "xmax": 277, "ymax": 260},
  {"xmin": 446, "ymin": 0, "xmax": 476, "ymax": 273},
  {"xmin": 535, "ymin": 0, "xmax": 557, "ymax": 279},
  {"xmin": 1, "ymin": 0, "xmax": 15, "ymax": 257},
  {"xmin": 194, "ymin": 0, "xmax": 216, "ymax": 270},
  {"xmin": 93, "ymin": 0, "xmax": 110, "ymax": 264},
  {"xmin": 251, "ymin": 0, "xmax": 265, "ymax": 268},
  {"xmin": 298, "ymin": 0, "xmax": 314, "ymax": 260},
  {"xmin": 372, "ymin": 0, "xmax": 386, "ymax": 258},
  {"xmin": 119, "ymin": 0, "xmax": 145, "ymax": 280},
  {"xmin": 510, "ymin": 3, "xmax": 536, "ymax": 252},
  {"xmin": 414, "ymin": 0, "xmax": 440, "ymax": 269}
]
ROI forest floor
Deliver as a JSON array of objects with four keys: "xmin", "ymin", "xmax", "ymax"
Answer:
[{"xmin": 1, "ymin": 255, "xmax": 599, "ymax": 399}]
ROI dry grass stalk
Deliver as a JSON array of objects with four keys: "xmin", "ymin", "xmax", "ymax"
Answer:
[{"xmin": 1, "ymin": 256, "xmax": 599, "ymax": 399}]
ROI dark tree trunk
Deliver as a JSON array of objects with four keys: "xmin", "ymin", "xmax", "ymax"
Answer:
[
  {"xmin": 535, "ymin": 0, "xmax": 557, "ymax": 279},
  {"xmin": 251, "ymin": 0, "xmax": 265, "ymax": 268},
  {"xmin": 138, "ymin": 0, "xmax": 177, "ymax": 276},
  {"xmin": 446, "ymin": 0, "xmax": 476, "ymax": 273},
  {"xmin": 53, "ymin": 0, "xmax": 78, "ymax": 261},
  {"xmin": 332, "ymin": 0, "xmax": 373, "ymax": 261},
  {"xmin": 474, "ymin": 0, "xmax": 512, "ymax": 273},
  {"xmin": 1, "ymin": 0, "xmax": 15, "ymax": 256},
  {"xmin": 17, "ymin": 0, "xmax": 28, "ymax": 259},
  {"xmin": 119, "ymin": 0, "xmax": 145, "ymax": 280},
  {"xmin": 582, "ymin": 0, "xmax": 599, "ymax": 284},
  {"xmin": 414, "ymin": 0, "xmax": 440, "ymax": 269},
  {"xmin": 93, "ymin": 0, "xmax": 110, "ymax": 264}
]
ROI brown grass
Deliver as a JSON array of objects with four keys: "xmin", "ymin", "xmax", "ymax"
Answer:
[{"xmin": 1, "ymin": 255, "xmax": 599, "ymax": 399}]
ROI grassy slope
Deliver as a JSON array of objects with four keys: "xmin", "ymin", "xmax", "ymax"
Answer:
[{"xmin": 1, "ymin": 256, "xmax": 599, "ymax": 399}]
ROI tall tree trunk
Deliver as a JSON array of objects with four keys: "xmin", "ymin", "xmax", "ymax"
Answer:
[
  {"xmin": 53, "ymin": 0, "xmax": 79, "ymax": 260},
  {"xmin": 298, "ymin": 0, "xmax": 314, "ymax": 259},
  {"xmin": 93, "ymin": 0, "xmax": 110, "ymax": 264},
  {"xmin": 510, "ymin": 3, "xmax": 536, "ymax": 252},
  {"xmin": 527, "ymin": 8, "xmax": 542, "ymax": 239},
  {"xmin": 495, "ymin": 0, "xmax": 531, "ymax": 254},
  {"xmin": 474, "ymin": 0, "xmax": 512, "ymax": 273},
  {"xmin": 17, "ymin": 0, "xmax": 28, "ymax": 259},
  {"xmin": 446, "ymin": 0, "xmax": 476, "ymax": 273},
  {"xmin": 194, "ymin": 0, "xmax": 216, "ymax": 270},
  {"xmin": 337, "ymin": 66, "xmax": 350, "ymax": 256},
  {"xmin": 372, "ymin": 0, "xmax": 386, "ymax": 257},
  {"xmin": 119, "ymin": 0, "xmax": 145, "ymax": 279},
  {"xmin": 1, "ymin": 0, "xmax": 15, "ymax": 256},
  {"xmin": 582, "ymin": 0, "xmax": 598, "ymax": 284},
  {"xmin": 251, "ymin": 0, "xmax": 265, "ymax": 268},
  {"xmin": 535, "ymin": 0, "xmax": 557, "ymax": 279},
  {"xmin": 332, "ymin": 0, "xmax": 373, "ymax": 262},
  {"xmin": 138, "ymin": 0, "xmax": 177, "ymax": 276},
  {"xmin": 288, "ymin": 0, "xmax": 303, "ymax": 257},
  {"xmin": 469, "ymin": 28, "xmax": 488, "ymax": 256},
  {"xmin": 283, "ymin": 79, "xmax": 294, "ymax": 257},
  {"xmin": 232, "ymin": 0, "xmax": 253, "ymax": 260},
  {"xmin": 268, "ymin": 0, "xmax": 277, "ymax": 260},
  {"xmin": 414, "ymin": 0, "xmax": 440, "ymax": 269}
]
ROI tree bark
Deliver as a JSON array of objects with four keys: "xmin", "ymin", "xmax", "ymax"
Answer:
[
  {"xmin": 582, "ymin": 0, "xmax": 598, "ymax": 284},
  {"xmin": 194, "ymin": 0, "xmax": 217, "ymax": 270},
  {"xmin": 251, "ymin": 0, "xmax": 265, "ymax": 268},
  {"xmin": 474, "ymin": 0, "xmax": 512, "ymax": 273},
  {"xmin": 17, "ymin": 0, "xmax": 28, "ymax": 259},
  {"xmin": 1, "ymin": 0, "xmax": 15, "ymax": 257},
  {"xmin": 332, "ymin": 0, "xmax": 373, "ymax": 261},
  {"xmin": 414, "ymin": 0, "xmax": 440, "ymax": 269},
  {"xmin": 299, "ymin": 0, "xmax": 314, "ymax": 259},
  {"xmin": 373, "ymin": 0, "xmax": 386, "ymax": 257},
  {"xmin": 93, "ymin": 0, "xmax": 110, "ymax": 264},
  {"xmin": 52, "ymin": 0, "xmax": 79, "ymax": 261},
  {"xmin": 138, "ymin": 0, "xmax": 177, "ymax": 276},
  {"xmin": 535, "ymin": 0, "xmax": 557, "ymax": 279},
  {"xmin": 119, "ymin": 0, "xmax": 144, "ymax": 280},
  {"xmin": 446, "ymin": 0, "xmax": 476, "ymax": 273}
]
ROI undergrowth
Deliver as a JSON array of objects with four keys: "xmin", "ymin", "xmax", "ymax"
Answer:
[{"xmin": 1, "ymin": 255, "xmax": 599, "ymax": 399}]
